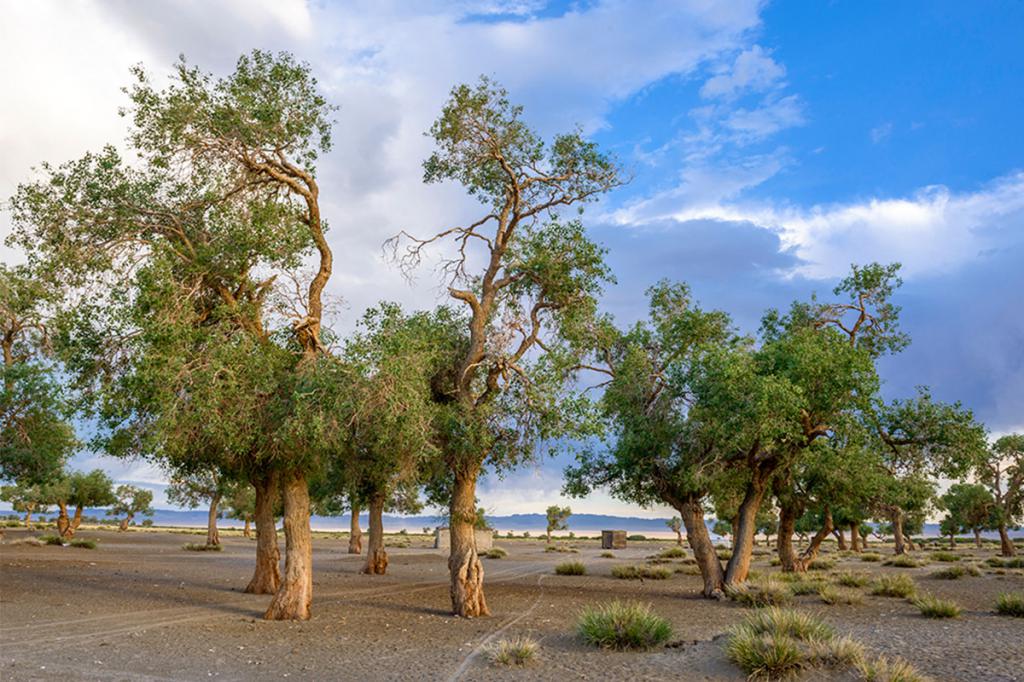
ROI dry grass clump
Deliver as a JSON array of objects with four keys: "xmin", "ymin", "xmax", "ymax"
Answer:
[
  {"xmin": 577, "ymin": 601, "xmax": 672, "ymax": 650},
  {"xmin": 658, "ymin": 546, "xmax": 687, "ymax": 559},
  {"xmin": 726, "ymin": 578, "xmax": 792, "ymax": 607},
  {"xmin": 545, "ymin": 545, "xmax": 578, "ymax": 554},
  {"xmin": 808, "ymin": 558, "xmax": 836, "ymax": 571},
  {"xmin": 817, "ymin": 585, "xmax": 863, "ymax": 605},
  {"xmin": 928, "ymin": 564, "xmax": 980, "ymax": 580},
  {"xmin": 833, "ymin": 571, "xmax": 870, "ymax": 587},
  {"xmin": 724, "ymin": 607, "xmax": 863, "ymax": 679},
  {"xmin": 787, "ymin": 578, "xmax": 826, "ymax": 596},
  {"xmin": 69, "ymin": 538, "xmax": 98, "ymax": 549},
  {"xmin": 182, "ymin": 543, "xmax": 223, "ymax": 551},
  {"xmin": 675, "ymin": 564, "xmax": 701, "ymax": 575},
  {"xmin": 9, "ymin": 537, "xmax": 44, "ymax": 547},
  {"xmin": 717, "ymin": 549, "xmax": 733, "ymax": 560},
  {"xmin": 884, "ymin": 555, "xmax": 924, "ymax": 568},
  {"xmin": 871, "ymin": 574, "xmax": 916, "ymax": 598},
  {"xmin": 39, "ymin": 535, "xmax": 64, "ymax": 546},
  {"xmin": 856, "ymin": 655, "xmax": 931, "ymax": 682},
  {"xmin": 859, "ymin": 553, "xmax": 883, "ymax": 562},
  {"xmin": 485, "ymin": 547, "xmax": 507, "ymax": 559},
  {"xmin": 599, "ymin": 551, "xmax": 614, "ymax": 558},
  {"xmin": 929, "ymin": 551, "xmax": 959, "ymax": 562},
  {"xmin": 910, "ymin": 593, "xmax": 961, "ymax": 618},
  {"xmin": 486, "ymin": 635, "xmax": 538, "ymax": 666},
  {"xmin": 986, "ymin": 557, "xmax": 1024, "ymax": 569},
  {"xmin": 995, "ymin": 591, "xmax": 1024, "ymax": 617},
  {"xmin": 554, "ymin": 560, "xmax": 586, "ymax": 575},
  {"xmin": 611, "ymin": 564, "xmax": 671, "ymax": 580}
]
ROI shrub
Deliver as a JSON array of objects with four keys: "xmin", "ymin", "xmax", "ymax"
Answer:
[
  {"xmin": 994, "ymin": 592, "xmax": 1024, "ymax": 617},
  {"xmin": 486, "ymin": 635, "xmax": 538, "ymax": 666},
  {"xmin": 555, "ymin": 561, "xmax": 586, "ymax": 576},
  {"xmin": 717, "ymin": 549, "xmax": 733, "ymax": 560},
  {"xmin": 818, "ymin": 585, "xmax": 863, "ymax": 605},
  {"xmin": 884, "ymin": 556, "xmax": 923, "ymax": 568},
  {"xmin": 611, "ymin": 564, "xmax": 671, "ymax": 580},
  {"xmin": 141, "ymin": 519, "xmax": 154, "ymax": 527},
  {"xmin": 599, "ymin": 552, "xmax": 614, "ymax": 559},
  {"xmin": 833, "ymin": 571, "xmax": 869, "ymax": 588},
  {"xmin": 182, "ymin": 543, "xmax": 223, "ymax": 552},
  {"xmin": 485, "ymin": 548, "xmax": 507, "ymax": 559},
  {"xmin": 725, "ymin": 628, "xmax": 804, "ymax": 679},
  {"xmin": 788, "ymin": 579, "xmax": 826, "ymax": 596},
  {"xmin": 577, "ymin": 601, "xmax": 672, "ymax": 650},
  {"xmin": 871, "ymin": 574, "xmax": 916, "ymax": 598},
  {"xmin": 69, "ymin": 538, "xmax": 97, "ymax": 549},
  {"xmin": 10, "ymin": 537, "xmax": 43, "ymax": 547},
  {"xmin": 545, "ymin": 545, "xmax": 578, "ymax": 554},
  {"xmin": 727, "ymin": 578, "xmax": 792, "ymax": 607},
  {"xmin": 659, "ymin": 547, "xmax": 686, "ymax": 559},
  {"xmin": 859, "ymin": 553, "xmax": 883, "ymax": 562},
  {"xmin": 856, "ymin": 655, "xmax": 929, "ymax": 682},
  {"xmin": 641, "ymin": 566, "xmax": 672, "ymax": 580},
  {"xmin": 808, "ymin": 558, "xmax": 836, "ymax": 571},
  {"xmin": 986, "ymin": 557, "xmax": 1024, "ymax": 569},
  {"xmin": 911, "ymin": 593, "xmax": 961, "ymax": 618},
  {"xmin": 675, "ymin": 565, "xmax": 701, "ymax": 575},
  {"xmin": 725, "ymin": 608, "xmax": 855, "ymax": 679},
  {"xmin": 611, "ymin": 564, "xmax": 642, "ymax": 579},
  {"xmin": 929, "ymin": 551, "xmax": 959, "ymax": 562},
  {"xmin": 929, "ymin": 564, "xmax": 980, "ymax": 580},
  {"xmin": 39, "ymin": 535, "xmax": 64, "ymax": 546},
  {"xmin": 627, "ymin": 534, "xmax": 647, "ymax": 541}
]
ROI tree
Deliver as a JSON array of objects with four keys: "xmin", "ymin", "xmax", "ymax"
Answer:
[
  {"xmin": 167, "ymin": 467, "xmax": 229, "ymax": 547},
  {"xmin": 107, "ymin": 485, "xmax": 153, "ymax": 530},
  {"xmin": 223, "ymin": 480, "xmax": 256, "ymax": 538},
  {"xmin": 975, "ymin": 434, "xmax": 1023, "ymax": 556},
  {"xmin": 49, "ymin": 469, "xmax": 116, "ymax": 539},
  {"xmin": 545, "ymin": 505, "xmax": 571, "ymax": 544},
  {"xmin": 940, "ymin": 483, "xmax": 996, "ymax": 548},
  {"xmin": 666, "ymin": 516, "xmax": 683, "ymax": 545},
  {"xmin": 389, "ymin": 77, "xmax": 621, "ymax": 617},
  {"xmin": 0, "ymin": 482, "xmax": 49, "ymax": 527},
  {"xmin": 0, "ymin": 265, "xmax": 75, "ymax": 485}
]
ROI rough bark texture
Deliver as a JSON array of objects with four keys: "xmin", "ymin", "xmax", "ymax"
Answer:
[
  {"xmin": 973, "ymin": 528, "xmax": 983, "ymax": 548},
  {"xmin": 264, "ymin": 473, "xmax": 313, "ymax": 621},
  {"xmin": 791, "ymin": 509, "xmax": 834, "ymax": 572},
  {"xmin": 348, "ymin": 504, "xmax": 362, "ymax": 554},
  {"xmin": 948, "ymin": 534, "xmax": 956, "ymax": 550},
  {"xmin": 119, "ymin": 515, "xmax": 131, "ymax": 531},
  {"xmin": 679, "ymin": 500, "xmax": 724, "ymax": 598},
  {"xmin": 725, "ymin": 476, "xmax": 768, "ymax": 585},
  {"xmin": 674, "ymin": 529, "xmax": 684, "ymax": 546},
  {"xmin": 891, "ymin": 510, "xmax": 907, "ymax": 555},
  {"xmin": 448, "ymin": 468, "xmax": 488, "ymax": 617},
  {"xmin": 70, "ymin": 505, "xmax": 84, "ymax": 537},
  {"xmin": 57, "ymin": 503, "xmax": 71, "ymax": 539},
  {"xmin": 243, "ymin": 517, "xmax": 252, "ymax": 538},
  {"xmin": 834, "ymin": 528, "xmax": 848, "ymax": 551},
  {"xmin": 206, "ymin": 492, "xmax": 221, "ymax": 547},
  {"xmin": 361, "ymin": 495, "xmax": 388, "ymax": 575},
  {"xmin": 998, "ymin": 524, "xmax": 1017, "ymax": 557},
  {"xmin": 246, "ymin": 471, "xmax": 281, "ymax": 595},
  {"xmin": 776, "ymin": 503, "xmax": 799, "ymax": 572},
  {"xmin": 23, "ymin": 508, "xmax": 32, "ymax": 528},
  {"xmin": 849, "ymin": 523, "xmax": 862, "ymax": 552}
]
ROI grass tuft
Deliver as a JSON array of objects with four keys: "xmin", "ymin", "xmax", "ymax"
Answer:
[
  {"xmin": 994, "ymin": 592, "xmax": 1024, "ymax": 617},
  {"xmin": 182, "ymin": 543, "xmax": 223, "ymax": 551},
  {"xmin": 808, "ymin": 558, "xmax": 836, "ymax": 571},
  {"xmin": 884, "ymin": 555, "xmax": 924, "ymax": 568},
  {"xmin": 856, "ymin": 655, "xmax": 930, "ymax": 682},
  {"xmin": 611, "ymin": 564, "xmax": 672, "ymax": 580},
  {"xmin": 833, "ymin": 571, "xmax": 870, "ymax": 588},
  {"xmin": 554, "ymin": 560, "xmax": 586, "ymax": 575},
  {"xmin": 910, "ymin": 593, "xmax": 961, "ymax": 618},
  {"xmin": 577, "ymin": 600, "xmax": 672, "ymax": 650},
  {"xmin": 599, "ymin": 551, "xmax": 614, "ymax": 558},
  {"xmin": 817, "ymin": 585, "xmax": 863, "ymax": 605},
  {"xmin": 39, "ymin": 535, "xmax": 64, "ymax": 546},
  {"xmin": 69, "ymin": 538, "xmax": 97, "ymax": 549},
  {"xmin": 859, "ymin": 553, "xmax": 883, "ymax": 562},
  {"xmin": 929, "ymin": 551, "xmax": 960, "ymax": 562},
  {"xmin": 928, "ymin": 564, "xmax": 980, "ymax": 580},
  {"xmin": 726, "ymin": 578, "xmax": 792, "ymax": 607},
  {"xmin": 486, "ymin": 635, "xmax": 538, "ymax": 666},
  {"xmin": 485, "ymin": 547, "xmax": 507, "ymax": 559},
  {"xmin": 871, "ymin": 574, "xmax": 916, "ymax": 598},
  {"xmin": 658, "ymin": 547, "xmax": 686, "ymax": 559}
]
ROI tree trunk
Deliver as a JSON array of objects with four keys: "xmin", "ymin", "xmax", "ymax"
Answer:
[
  {"xmin": 891, "ymin": 510, "xmax": 907, "ymax": 555},
  {"xmin": 791, "ymin": 508, "xmax": 834, "ymax": 572},
  {"xmin": 849, "ymin": 523, "xmax": 862, "ymax": 552},
  {"xmin": 679, "ymin": 500, "xmax": 724, "ymax": 598},
  {"xmin": 675, "ymin": 529, "xmax": 683, "ymax": 546},
  {"xmin": 264, "ymin": 472, "xmax": 313, "ymax": 621},
  {"xmin": 70, "ymin": 505, "xmax": 84, "ymax": 537},
  {"xmin": 448, "ymin": 466, "xmax": 488, "ymax": 617},
  {"xmin": 834, "ymin": 528, "xmax": 848, "ymax": 551},
  {"xmin": 948, "ymin": 533, "xmax": 956, "ymax": 550},
  {"xmin": 725, "ymin": 475, "xmax": 768, "ymax": 585},
  {"xmin": 973, "ymin": 527, "xmax": 982, "ymax": 548},
  {"xmin": 776, "ymin": 502, "xmax": 799, "ymax": 572},
  {"xmin": 246, "ymin": 471, "xmax": 281, "ymax": 595},
  {"xmin": 206, "ymin": 492, "xmax": 221, "ymax": 547},
  {"xmin": 546, "ymin": 528, "xmax": 552, "ymax": 544},
  {"xmin": 57, "ymin": 502, "xmax": 71, "ymax": 539},
  {"xmin": 348, "ymin": 503, "xmax": 362, "ymax": 554},
  {"xmin": 119, "ymin": 514, "xmax": 131, "ymax": 531},
  {"xmin": 361, "ymin": 494, "xmax": 388, "ymax": 575},
  {"xmin": 23, "ymin": 506, "xmax": 33, "ymax": 529},
  {"xmin": 243, "ymin": 517, "xmax": 252, "ymax": 538},
  {"xmin": 998, "ymin": 523, "xmax": 1017, "ymax": 557}
]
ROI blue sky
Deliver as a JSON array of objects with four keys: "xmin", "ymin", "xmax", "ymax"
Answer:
[{"xmin": 1, "ymin": 1, "xmax": 1021, "ymax": 517}]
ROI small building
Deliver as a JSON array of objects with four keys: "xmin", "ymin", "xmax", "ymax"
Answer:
[
  {"xmin": 434, "ymin": 527, "xmax": 494, "ymax": 552},
  {"xmin": 601, "ymin": 530, "xmax": 627, "ymax": 549}
]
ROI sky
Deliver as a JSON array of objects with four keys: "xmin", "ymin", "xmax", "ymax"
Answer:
[{"xmin": 1, "ymin": 1, "xmax": 1021, "ymax": 518}]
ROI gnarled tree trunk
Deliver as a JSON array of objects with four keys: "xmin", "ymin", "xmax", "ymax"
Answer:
[
  {"xmin": 791, "ymin": 508, "xmax": 834, "ymax": 572},
  {"xmin": 776, "ymin": 501, "xmax": 799, "ymax": 572},
  {"xmin": 348, "ymin": 503, "xmax": 362, "ymax": 554},
  {"xmin": 448, "ymin": 466, "xmax": 488, "ymax": 617},
  {"xmin": 70, "ymin": 505, "xmax": 84, "ymax": 537},
  {"xmin": 57, "ymin": 502, "xmax": 71, "ymax": 539},
  {"xmin": 973, "ymin": 527, "xmax": 983, "ymax": 548},
  {"xmin": 725, "ymin": 474, "xmax": 769, "ymax": 585},
  {"xmin": 23, "ymin": 506, "xmax": 33, "ymax": 529},
  {"xmin": 265, "ymin": 472, "xmax": 313, "ymax": 621},
  {"xmin": 849, "ymin": 523, "xmax": 861, "ymax": 552},
  {"xmin": 679, "ymin": 499, "xmax": 724, "ymax": 598},
  {"xmin": 362, "ymin": 494, "xmax": 388, "ymax": 575},
  {"xmin": 243, "ymin": 517, "xmax": 252, "ymax": 538},
  {"xmin": 206, "ymin": 492, "xmax": 221, "ymax": 547},
  {"xmin": 119, "ymin": 514, "xmax": 132, "ymax": 531},
  {"xmin": 890, "ymin": 509, "xmax": 907, "ymax": 555},
  {"xmin": 833, "ymin": 528, "xmax": 848, "ymax": 551},
  {"xmin": 246, "ymin": 471, "xmax": 281, "ymax": 595},
  {"xmin": 674, "ymin": 528, "xmax": 684, "ymax": 546},
  {"xmin": 998, "ymin": 523, "xmax": 1016, "ymax": 557}
]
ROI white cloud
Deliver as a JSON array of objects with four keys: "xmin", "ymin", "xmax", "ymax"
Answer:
[
  {"xmin": 871, "ymin": 121, "xmax": 894, "ymax": 143},
  {"xmin": 700, "ymin": 45, "xmax": 786, "ymax": 100},
  {"xmin": 724, "ymin": 94, "xmax": 805, "ymax": 142}
]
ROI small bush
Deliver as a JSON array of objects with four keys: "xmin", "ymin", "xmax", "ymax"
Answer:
[
  {"xmin": 808, "ymin": 558, "xmax": 836, "ymax": 571},
  {"xmin": 577, "ymin": 601, "xmax": 672, "ymax": 650},
  {"xmin": 612, "ymin": 564, "xmax": 642, "ymax": 579},
  {"xmin": 818, "ymin": 585, "xmax": 863, "ymax": 605},
  {"xmin": 884, "ymin": 555, "xmax": 923, "ymax": 568},
  {"xmin": 769, "ymin": 557, "xmax": 781, "ymax": 566},
  {"xmin": 717, "ymin": 549, "xmax": 733, "ymax": 560},
  {"xmin": 485, "ymin": 548, "xmax": 507, "ymax": 559},
  {"xmin": 627, "ymin": 534, "xmax": 647, "ymax": 541},
  {"xmin": 659, "ymin": 547, "xmax": 686, "ymax": 559},
  {"xmin": 929, "ymin": 551, "xmax": 960, "ymax": 562},
  {"xmin": 788, "ymin": 579, "xmax": 826, "ymax": 596},
  {"xmin": 611, "ymin": 564, "xmax": 671, "ymax": 580},
  {"xmin": 726, "ymin": 629, "xmax": 804, "ymax": 679},
  {"xmin": 545, "ymin": 545, "xmax": 578, "ymax": 553},
  {"xmin": 183, "ymin": 543, "xmax": 223, "ymax": 552},
  {"xmin": 69, "ymin": 538, "xmax": 97, "ymax": 549},
  {"xmin": 555, "ymin": 561, "xmax": 586, "ymax": 576},
  {"xmin": 675, "ymin": 564, "xmax": 701, "ymax": 575},
  {"xmin": 859, "ymin": 553, "xmax": 883, "ymax": 562},
  {"xmin": 725, "ymin": 608, "xmax": 847, "ymax": 679},
  {"xmin": 599, "ymin": 551, "xmax": 614, "ymax": 559},
  {"xmin": 929, "ymin": 564, "xmax": 980, "ymax": 580},
  {"xmin": 834, "ymin": 571, "xmax": 869, "ymax": 588},
  {"xmin": 911, "ymin": 593, "xmax": 960, "ymax": 618},
  {"xmin": 641, "ymin": 565, "xmax": 672, "ymax": 580},
  {"xmin": 871, "ymin": 574, "xmax": 916, "ymax": 598},
  {"xmin": 994, "ymin": 592, "xmax": 1024, "ymax": 617},
  {"xmin": 39, "ymin": 535, "xmax": 64, "ymax": 546},
  {"xmin": 986, "ymin": 557, "xmax": 1024, "ymax": 569},
  {"xmin": 727, "ymin": 578, "xmax": 792, "ymax": 607},
  {"xmin": 486, "ymin": 635, "xmax": 538, "ymax": 666},
  {"xmin": 857, "ymin": 655, "xmax": 929, "ymax": 682}
]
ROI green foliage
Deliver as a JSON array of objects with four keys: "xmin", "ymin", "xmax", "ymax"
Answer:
[
  {"xmin": 939, "ymin": 483, "xmax": 997, "ymax": 540},
  {"xmin": 910, "ymin": 593, "xmax": 961, "ymax": 618},
  {"xmin": 554, "ymin": 561, "xmax": 586, "ymax": 575},
  {"xmin": 485, "ymin": 547, "xmax": 507, "ymax": 559},
  {"xmin": 545, "ymin": 505, "xmax": 571, "ymax": 540},
  {"xmin": 107, "ymin": 485, "xmax": 153, "ymax": 524},
  {"xmin": 39, "ymin": 534, "xmax": 64, "ymax": 546},
  {"xmin": 929, "ymin": 564, "xmax": 980, "ymax": 579},
  {"xmin": 995, "ymin": 592, "xmax": 1024, "ymax": 617},
  {"xmin": 817, "ymin": 585, "xmax": 863, "ymax": 605},
  {"xmin": 576, "ymin": 601, "xmax": 672, "ymax": 650},
  {"xmin": 871, "ymin": 574, "xmax": 916, "ymax": 598},
  {"xmin": 485, "ymin": 635, "xmax": 538, "ymax": 666},
  {"xmin": 69, "ymin": 538, "xmax": 97, "ymax": 549},
  {"xmin": 929, "ymin": 551, "xmax": 960, "ymax": 562}
]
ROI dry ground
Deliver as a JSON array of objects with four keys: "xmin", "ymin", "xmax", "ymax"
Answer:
[{"xmin": 1, "ymin": 528, "xmax": 1022, "ymax": 681}]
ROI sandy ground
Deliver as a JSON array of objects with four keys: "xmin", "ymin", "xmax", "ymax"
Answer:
[{"xmin": 0, "ymin": 528, "xmax": 1022, "ymax": 681}]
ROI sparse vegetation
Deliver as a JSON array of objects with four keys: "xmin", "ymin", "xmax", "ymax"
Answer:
[
  {"xmin": 856, "ymin": 655, "xmax": 930, "ymax": 682},
  {"xmin": 726, "ymin": 578, "xmax": 792, "ymax": 607},
  {"xmin": 834, "ymin": 571, "xmax": 870, "ymax": 587},
  {"xmin": 69, "ymin": 538, "xmax": 97, "ymax": 549},
  {"xmin": 884, "ymin": 556, "xmax": 924, "ymax": 568},
  {"xmin": 929, "ymin": 551, "xmax": 959, "ymax": 562},
  {"xmin": 182, "ymin": 543, "xmax": 223, "ymax": 552},
  {"xmin": 554, "ymin": 561, "xmax": 586, "ymax": 575},
  {"xmin": 658, "ymin": 546, "xmax": 686, "ymax": 559},
  {"xmin": 818, "ymin": 585, "xmax": 863, "ymax": 605},
  {"xmin": 486, "ymin": 635, "xmax": 538, "ymax": 666},
  {"xmin": 808, "ymin": 558, "xmax": 836, "ymax": 571},
  {"xmin": 599, "ymin": 551, "xmax": 614, "ymax": 558},
  {"xmin": 577, "ymin": 601, "xmax": 672, "ymax": 650},
  {"xmin": 485, "ymin": 548, "xmax": 507, "ymax": 559},
  {"xmin": 871, "ymin": 574, "xmax": 916, "ymax": 598},
  {"xmin": 39, "ymin": 534, "xmax": 63, "ymax": 546},
  {"xmin": 994, "ymin": 592, "xmax": 1024, "ymax": 617},
  {"xmin": 929, "ymin": 564, "xmax": 980, "ymax": 580},
  {"xmin": 860, "ymin": 553, "xmax": 883, "ymax": 562},
  {"xmin": 911, "ymin": 593, "xmax": 961, "ymax": 618}
]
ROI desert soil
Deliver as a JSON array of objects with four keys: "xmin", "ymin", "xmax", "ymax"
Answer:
[{"xmin": 1, "ymin": 528, "xmax": 1022, "ymax": 681}]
